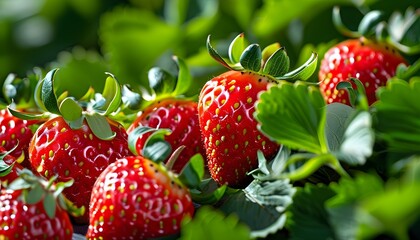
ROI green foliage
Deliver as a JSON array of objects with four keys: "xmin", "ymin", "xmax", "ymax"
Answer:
[{"xmin": 180, "ymin": 206, "xmax": 251, "ymax": 240}]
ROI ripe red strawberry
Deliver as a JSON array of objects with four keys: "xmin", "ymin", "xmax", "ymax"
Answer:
[
  {"xmin": 127, "ymin": 57, "xmax": 205, "ymax": 173},
  {"xmin": 1, "ymin": 71, "xmax": 44, "ymax": 169},
  {"xmin": 9, "ymin": 69, "xmax": 131, "ymax": 224},
  {"xmin": 86, "ymin": 155, "xmax": 195, "ymax": 239},
  {"xmin": 0, "ymin": 170, "xmax": 84, "ymax": 240},
  {"xmin": 199, "ymin": 34, "xmax": 318, "ymax": 188},
  {"xmin": 319, "ymin": 8, "xmax": 410, "ymax": 106},
  {"xmin": 319, "ymin": 38, "xmax": 407, "ymax": 105},
  {"xmin": 0, "ymin": 146, "xmax": 24, "ymax": 185}
]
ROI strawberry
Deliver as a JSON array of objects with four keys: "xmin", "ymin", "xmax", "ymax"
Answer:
[
  {"xmin": 0, "ymin": 146, "xmax": 24, "ymax": 185},
  {"xmin": 9, "ymin": 69, "xmax": 131, "ymax": 224},
  {"xmin": 127, "ymin": 57, "xmax": 205, "ymax": 173},
  {"xmin": 199, "ymin": 34, "xmax": 318, "ymax": 188},
  {"xmin": 86, "ymin": 155, "xmax": 195, "ymax": 239},
  {"xmin": 319, "ymin": 7, "xmax": 410, "ymax": 106},
  {"xmin": 0, "ymin": 170, "xmax": 84, "ymax": 240},
  {"xmin": 1, "ymin": 71, "xmax": 44, "ymax": 169}
]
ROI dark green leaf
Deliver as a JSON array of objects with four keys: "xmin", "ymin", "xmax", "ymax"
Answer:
[
  {"xmin": 219, "ymin": 178, "xmax": 295, "ymax": 238},
  {"xmin": 85, "ymin": 114, "xmax": 116, "ymax": 140},
  {"xmin": 255, "ymin": 81, "xmax": 328, "ymax": 154},
  {"xmin": 59, "ymin": 97, "xmax": 83, "ymax": 122},
  {"xmin": 262, "ymin": 47, "xmax": 290, "ymax": 77},
  {"xmin": 0, "ymin": 161, "xmax": 14, "ymax": 177},
  {"xmin": 148, "ymin": 67, "xmax": 176, "ymax": 96},
  {"xmin": 206, "ymin": 35, "xmax": 242, "ymax": 71},
  {"xmin": 43, "ymin": 192, "xmax": 57, "ymax": 219},
  {"xmin": 180, "ymin": 206, "xmax": 251, "ymax": 240},
  {"xmin": 287, "ymin": 184, "xmax": 336, "ymax": 240},
  {"xmin": 228, "ymin": 33, "xmax": 246, "ymax": 63},
  {"xmin": 190, "ymin": 179, "xmax": 227, "ymax": 205},
  {"xmin": 40, "ymin": 69, "xmax": 61, "ymax": 115},
  {"xmin": 178, "ymin": 154, "xmax": 205, "ymax": 188},
  {"xmin": 141, "ymin": 128, "xmax": 172, "ymax": 163},
  {"xmin": 121, "ymin": 85, "xmax": 142, "ymax": 110},
  {"xmin": 358, "ymin": 10, "xmax": 384, "ymax": 36},
  {"xmin": 239, "ymin": 44, "xmax": 262, "ymax": 72}
]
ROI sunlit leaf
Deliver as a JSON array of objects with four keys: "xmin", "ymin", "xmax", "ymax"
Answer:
[
  {"xmin": 85, "ymin": 113, "xmax": 115, "ymax": 140},
  {"xmin": 59, "ymin": 97, "xmax": 83, "ymax": 122},
  {"xmin": 228, "ymin": 33, "xmax": 246, "ymax": 63}
]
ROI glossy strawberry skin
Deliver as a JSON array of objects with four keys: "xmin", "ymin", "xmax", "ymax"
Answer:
[
  {"xmin": 0, "ymin": 189, "xmax": 74, "ymax": 240},
  {"xmin": 319, "ymin": 38, "xmax": 408, "ymax": 105},
  {"xmin": 29, "ymin": 116, "xmax": 131, "ymax": 224},
  {"xmin": 0, "ymin": 109, "xmax": 40, "ymax": 169},
  {"xmin": 127, "ymin": 99, "xmax": 205, "ymax": 173},
  {"xmin": 0, "ymin": 146, "xmax": 24, "ymax": 184},
  {"xmin": 86, "ymin": 155, "xmax": 195, "ymax": 239},
  {"xmin": 198, "ymin": 70, "xmax": 280, "ymax": 188}
]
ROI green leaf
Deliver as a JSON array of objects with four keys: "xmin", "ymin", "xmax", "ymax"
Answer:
[
  {"xmin": 357, "ymin": 10, "xmax": 384, "ymax": 36},
  {"xmin": 206, "ymin": 35, "xmax": 242, "ymax": 71},
  {"xmin": 97, "ymin": 73, "xmax": 122, "ymax": 115},
  {"xmin": 40, "ymin": 69, "xmax": 61, "ymax": 115},
  {"xmin": 59, "ymin": 97, "xmax": 83, "ymax": 122},
  {"xmin": 219, "ymin": 178, "xmax": 295, "ymax": 238},
  {"xmin": 0, "ymin": 161, "xmax": 14, "ymax": 177},
  {"xmin": 255, "ymin": 81, "xmax": 328, "ymax": 154},
  {"xmin": 228, "ymin": 33, "xmax": 246, "ymax": 63},
  {"xmin": 172, "ymin": 56, "xmax": 193, "ymax": 97},
  {"xmin": 325, "ymin": 103, "xmax": 355, "ymax": 151},
  {"xmin": 148, "ymin": 67, "xmax": 176, "ymax": 96},
  {"xmin": 375, "ymin": 78, "xmax": 420, "ymax": 153},
  {"xmin": 178, "ymin": 154, "xmax": 205, "ymax": 188},
  {"xmin": 190, "ymin": 179, "xmax": 227, "ymax": 205},
  {"xmin": 43, "ymin": 192, "xmax": 57, "ymax": 219},
  {"xmin": 277, "ymin": 52, "xmax": 318, "ymax": 81},
  {"xmin": 325, "ymin": 173, "xmax": 385, "ymax": 240},
  {"xmin": 8, "ymin": 177, "xmax": 31, "ymax": 190},
  {"xmin": 121, "ymin": 85, "xmax": 142, "ymax": 110},
  {"xmin": 334, "ymin": 111, "xmax": 374, "ymax": 165},
  {"xmin": 141, "ymin": 128, "xmax": 172, "ymax": 163},
  {"xmin": 239, "ymin": 44, "xmax": 262, "ymax": 72},
  {"xmin": 262, "ymin": 47, "xmax": 290, "ymax": 77},
  {"xmin": 85, "ymin": 113, "xmax": 116, "ymax": 140},
  {"xmin": 180, "ymin": 206, "xmax": 251, "ymax": 240},
  {"xmin": 287, "ymin": 184, "xmax": 336, "ymax": 240},
  {"xmin": 26, "ymin": 183, "xmax": 44, "ymax": 204}
]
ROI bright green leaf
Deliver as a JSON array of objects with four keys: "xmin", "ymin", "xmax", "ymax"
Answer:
[
  {"xmin": 255, "ymin": 81, "xmax": 328, "ymax": 154},
  {"xmin": 172, "ymin": 56, "xmax": 193, "ymax": 97},
  {"xmin": 180, "ymin": 206, "xmax": 251, "ymax": 240},
  {"xmin": 277, "ymin": 52, "xmax": 318, "ymax": 81},
  {"xmin": 98, "ymin": 73, "xmax": 122, "ymax": 115},
  {"xmin": 262, "ymin": 47, "xmax": 290, "ymax": 77},
  {"xmin": 228, "ymin": 33, "xmax": 246, "ymax": 63}
]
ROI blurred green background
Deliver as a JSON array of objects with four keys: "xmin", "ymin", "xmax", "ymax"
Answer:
[{"xmin": 0, "ymin": 0, "xmax": 418, "ymax": 99}]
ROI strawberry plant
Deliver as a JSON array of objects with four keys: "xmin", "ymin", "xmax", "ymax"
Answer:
[
  {"xmin": 8, "ymin": 69, "xmax": 131, "ymax": 224},
  {"xmin": 318, "ymin": 7, "xmax": 418, "ymax": 106},
  {"xmin": 198, "ymin": 33, "xmax": 317, "ymax": 188}
]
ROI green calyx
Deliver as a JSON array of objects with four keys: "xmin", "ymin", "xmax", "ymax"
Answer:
[
  {"xmin": 207, "ymin": 33, "xmax": 318, "ymax": 82},
  {"xmin": 140, "ymin": 56, "xmax": 194, "ymax": 109},
  {"xmin": 0, "ymin": 145, "xmax": 18, "ymax": 178},
  {"xmin": 7, "ymin": 169, "xmax": 85, "ymax": 219},
  {"xmin": 9, "ymin": 68, "xmax": 124, "ymax": 140},
  {"xmin": 333, "ymin": 6, "xmax": 420, "ymax": 54}
]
